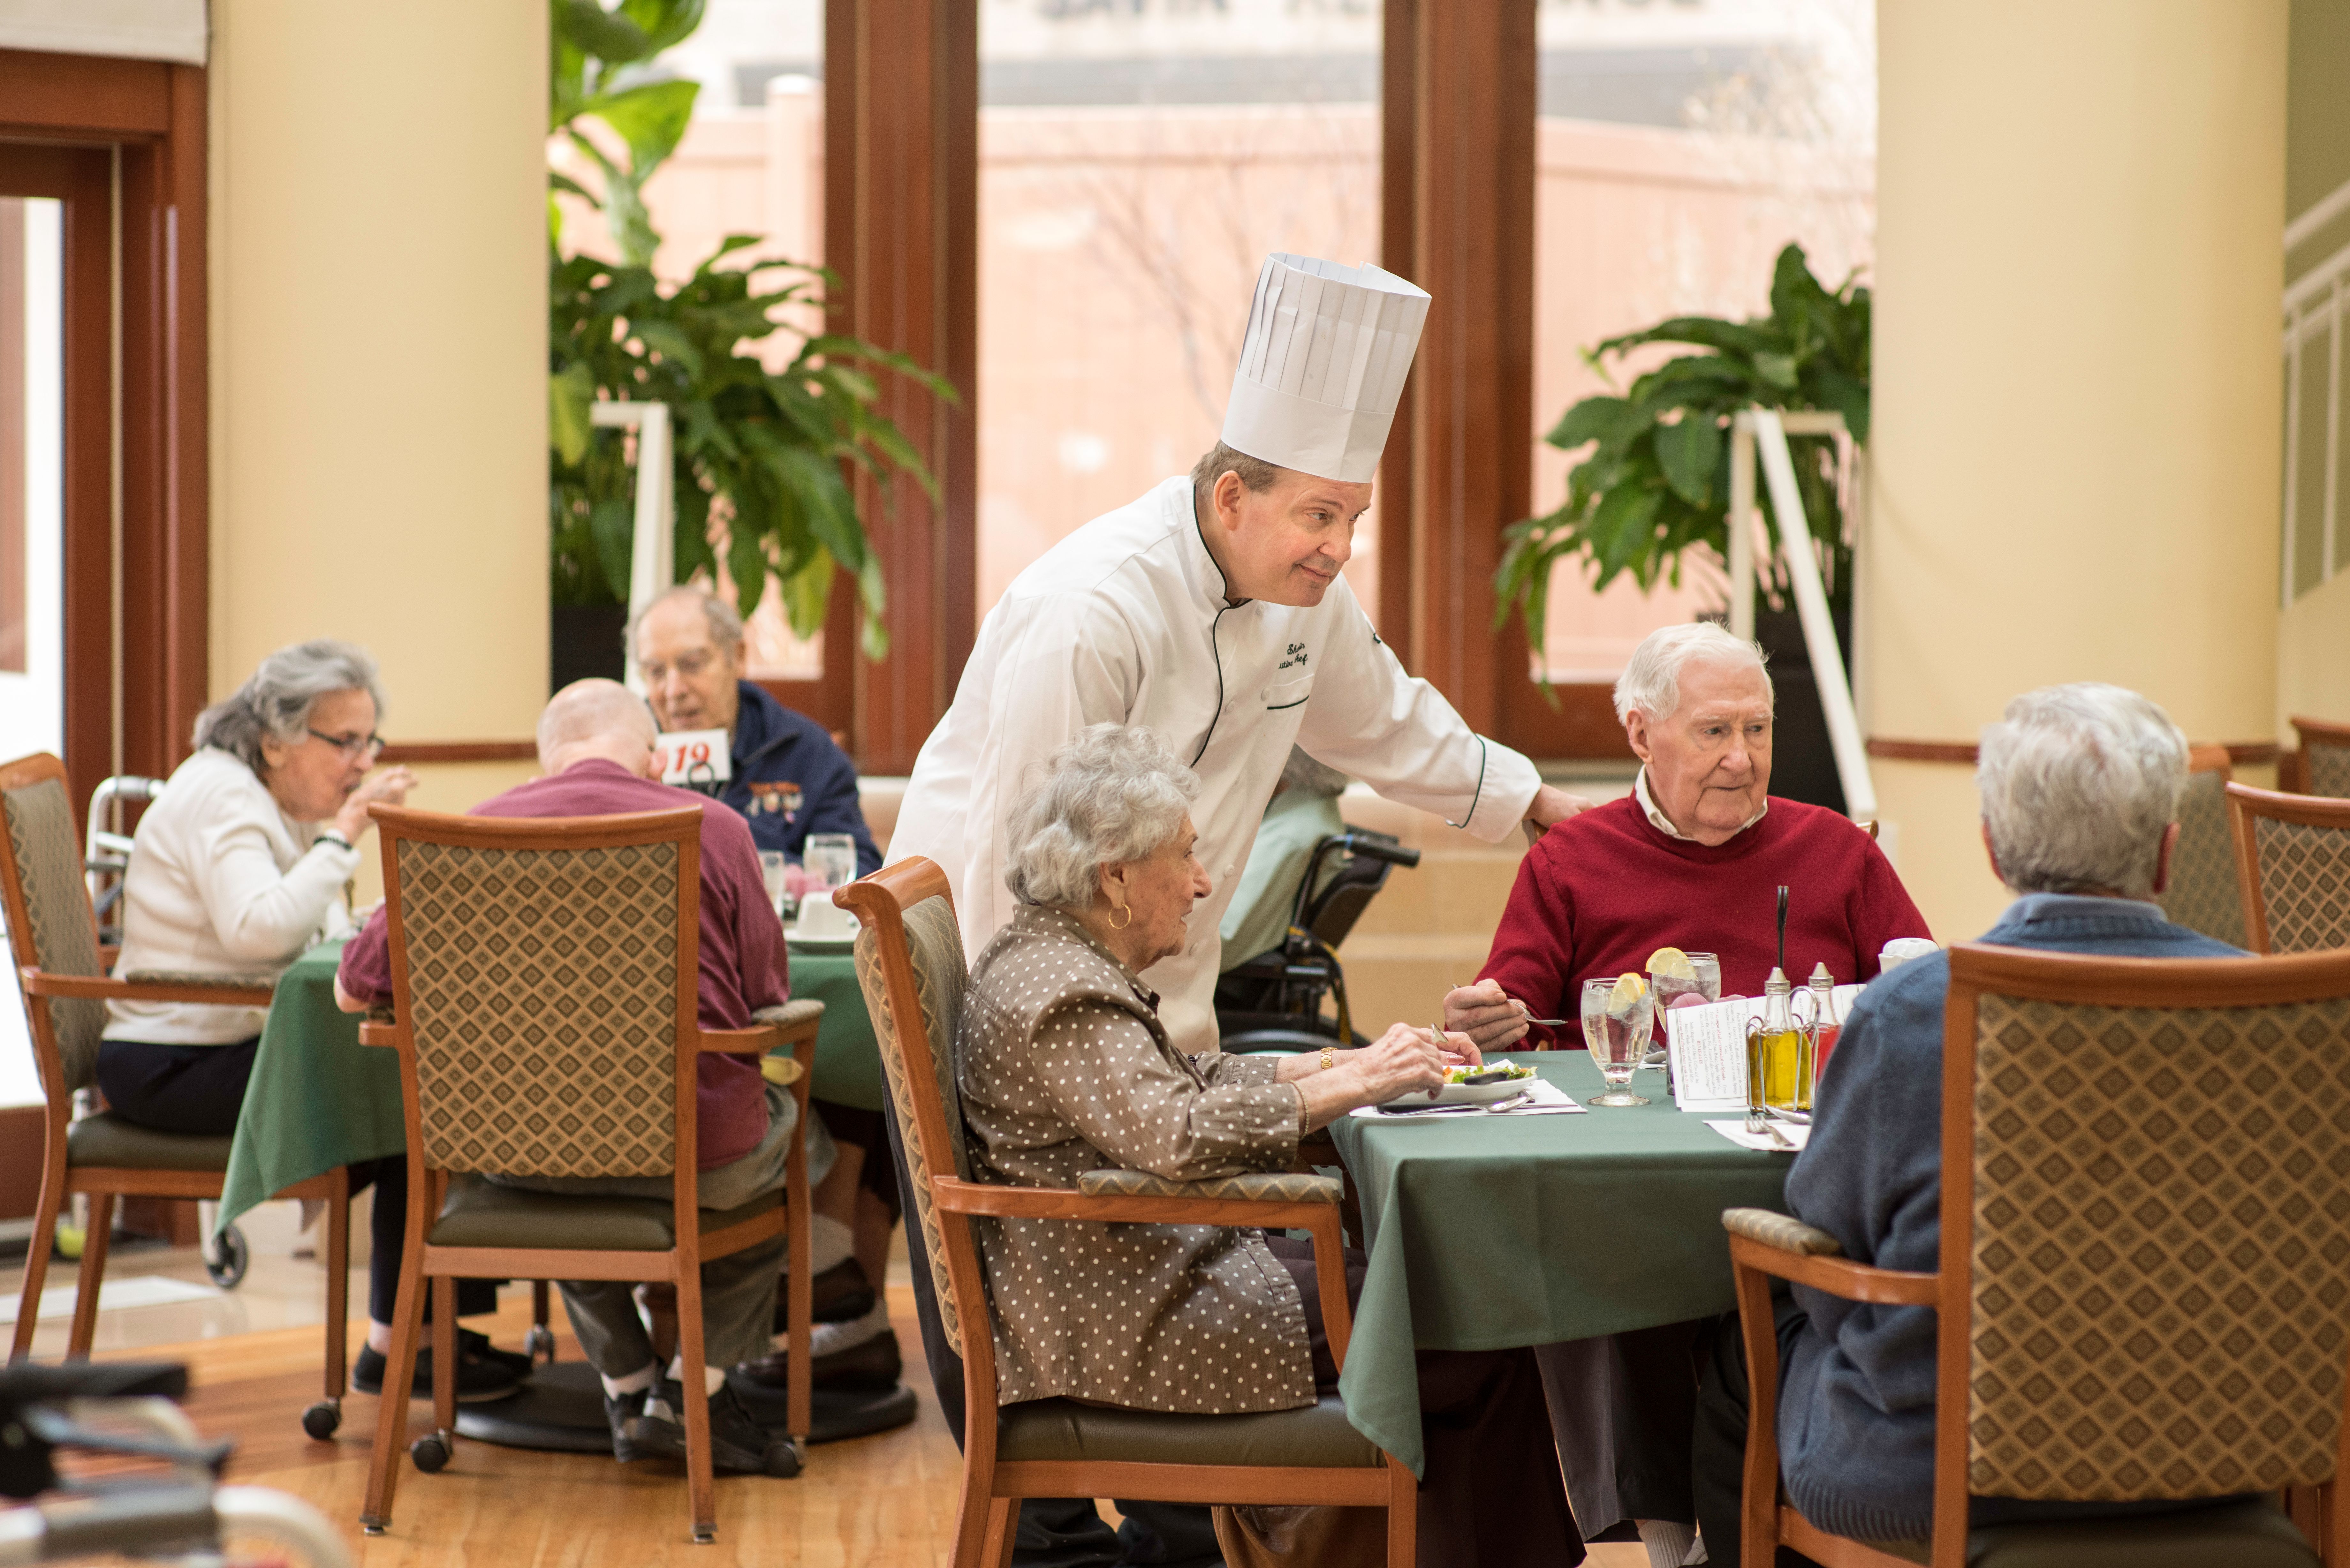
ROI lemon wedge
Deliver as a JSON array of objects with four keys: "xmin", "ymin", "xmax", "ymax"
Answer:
[
  {"xmin": 1645, "ymin": 946, "xmax": 1697, "ymax": 981},
  {"xmin": 1609, "ymin": 971, "xmax": 1648, "ymax": 1010}
]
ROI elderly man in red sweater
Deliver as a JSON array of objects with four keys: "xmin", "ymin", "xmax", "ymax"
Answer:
[{"xmin": 1442, "ymin": 620, "xmax": 1929, "ymax": 1568}]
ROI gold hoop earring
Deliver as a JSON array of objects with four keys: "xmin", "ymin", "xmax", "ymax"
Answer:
[{"xmin": 1108, "ymin": 904, "xmax": 1132, "ymax": 930}]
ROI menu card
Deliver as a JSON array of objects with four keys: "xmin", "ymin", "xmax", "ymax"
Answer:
[{"xmin": 1664, "ymin": 986, "xmax": 1866, "ymax": 1113}]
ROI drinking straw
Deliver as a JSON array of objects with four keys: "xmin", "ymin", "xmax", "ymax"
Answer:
[{"xmin": 1776, "ymin": 885, "xmax": 1789, "ymax": 975}]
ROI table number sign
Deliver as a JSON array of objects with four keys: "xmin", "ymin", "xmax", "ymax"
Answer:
[{"xmin": 655, "ymin": 728, "xmax": 732, "ymax": 788}]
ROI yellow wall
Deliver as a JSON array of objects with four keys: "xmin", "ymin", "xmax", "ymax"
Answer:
[
  {"xmin": 207, "ymin": 0, "xmax": 548, "ymax": 856},
  {"xmin": 1868, "ymin": 0, "xmax": 2288, "ymax": 940}
]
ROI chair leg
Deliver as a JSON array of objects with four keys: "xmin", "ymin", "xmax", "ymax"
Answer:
[
  {"xmin": 980, "ymin": 1497, "xmax": 1016, "ymax": 1568},
  {"xmin": 11, "ymin": 1173, "xmax": 64, "ymax": 1363},
  {"xmin": 677, "ymin": 1262, "xmax": 716, "ymax": 1544},
  {"xmin": 324, "ymin": 1172, "xmax": 350, "ymax": 1400},
  {"xmin": 784, "ymin": 1133, "xmax": 812, "ymax": 1444},
  {"xmin": 1386, "ymin": 1457, "xmax": 1417, "ymax": 1567},
  {"xmin": 950, "ymin": 1465, "xmax": 997, "ymax": 1568},
  {"xmin": 430, "ymin": 1276, "xmax": 458, "ymax": 1441},
  {"xmin": 360, "ymin": 1250, "xmax": 428, "ymax": 1532},
  {"xmin": 65, "ymin": 1193, "xmax": 114, "ymax": 1361}
]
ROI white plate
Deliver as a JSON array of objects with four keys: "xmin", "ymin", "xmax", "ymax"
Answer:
[
  {"xmin": 1404, "ymin": 1074, "xmax": 1540, "ymax": 1107},
  {"xmin": 787, "ymin": 931, "xmax": 858, "ymax": 952}
]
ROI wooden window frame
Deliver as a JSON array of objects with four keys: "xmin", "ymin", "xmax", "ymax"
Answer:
[{"xmin": 0, "ymin": 49, "xmax": 208, "ymax": 809}]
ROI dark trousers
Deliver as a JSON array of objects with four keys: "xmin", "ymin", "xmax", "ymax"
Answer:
[
  {"xmin": 884, "ymin": 1106, "xmax": 1223, "ymax": 1567},
  {"xmin": 1259, "ymin": 1235, "xmax": 1583, "ymax": 1568},
  {"xmin": 1537, "ymin": 1318, "xmax": 1711, "ymax": 1538},
  {"xmin": 95, "ymin": 1038, "xmax": 497, "ymax": 1325}
]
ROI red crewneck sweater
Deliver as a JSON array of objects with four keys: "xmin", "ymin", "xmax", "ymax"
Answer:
[{"xmin": 1479, "ymin": 793, "xmax": 1929, "ymax": 1048}]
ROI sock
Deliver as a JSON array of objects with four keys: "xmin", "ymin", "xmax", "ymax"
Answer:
[
  {"xmin": 1684, "ymin": 1532, "xmax": 1709, "ymax": 1566},
  {"xmin": 1638, "ymin": 1519, "xmax": 1697, "ymax": 1568},
  {"xmin": 809, "ymin": 1214, "xmax": 856, "ymax": 1275},
  {"xmin": 599, "ymin": 1361, "xmax": 660, "ymax": 1400},
  {"xmin": 702, "ymin": 1364, "xmax": 727, "ymax": 1396},
  {"xmin": 807, "ymin": 1300, "xmax": 891, "ymax": 1358}
]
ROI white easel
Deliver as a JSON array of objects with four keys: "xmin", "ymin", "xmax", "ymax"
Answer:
[
  {"xmin": 589, "ymin": 401, "xmax": 675, "ymax": 697},
  {"xmin": 1723, "ymin": 407, "xmax": 1875, "ymax": 822}
]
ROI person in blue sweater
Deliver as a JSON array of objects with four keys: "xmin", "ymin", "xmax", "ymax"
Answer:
[
  {"xmin": 1689, "ymin": 683, "xmax": 2247, "ymax": 1563},
  {"xmin": 629, "ymin": 585, "xmax": 882, "ymax": 876}
]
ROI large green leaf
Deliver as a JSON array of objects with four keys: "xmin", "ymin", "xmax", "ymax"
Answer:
[
  {"xmin": 583, "ymin": 78, "xmax": 699, "ymax": 184},
  {"xmin": 589, "ymin": 496, "xmax": 636, "ymax": 601},
  {"xmin": 1545, "ymin": 395, "xmax": 1630, "ymax": 451},
  {"xmin": 550, "ymin": 362, "xmax": 596, "ymax": 466},
  {"xmin": 553, "ymin": 0, "xmax": 652, "ymax": 64},
  {"xmin": 620, "ymin": 0, "xmax": 707, "ymax": 55},
  {"xmin": 1654, "ymin": 415, "xmax": 1721, "ymax": 507}
]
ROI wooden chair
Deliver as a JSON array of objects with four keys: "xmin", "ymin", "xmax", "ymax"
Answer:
[
  {"xmin": 2227, "ymin": 782, "xmax": 2350, "ymax": 954},
  {"xmin": 1727, "ymin": 942, "xmax": 2350, "ymax": 1568},
  {"xmin": 2294, "ymin": 718, "xmax": 2350, "ymax": 799},
  {"xmin": 836, "ymin": 859, "xmax": 1417, "ymax": 1568},
  {"xmin": 2153, "ymin": 745, "xmax": 2247, "ymax": 946},
  {"xmin": 0, "ymin": 752, "xmax": 352, "ymax": 1437},
  {"xmin": 354, "ymin": 803, "xmax": 815, "ymax": 1546}
]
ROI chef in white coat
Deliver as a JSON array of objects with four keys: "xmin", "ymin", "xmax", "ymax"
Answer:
[{"xmin": 892, "ymin": 253, "xmax": 1588, "ymax": 1053}]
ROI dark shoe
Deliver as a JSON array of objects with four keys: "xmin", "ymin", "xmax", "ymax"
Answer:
[
  {"xmin": 606, "ymin": 1384, "xmax": 659, "ymax": 1463},
  {"xmin": 627, "ymin": 1380, "xmax": 801, "ymax": 1477},
  {"xmin": 773, "ymin": 1258, "xmax": 877, "ymax": 1333},
  {"xmin": 352, "ymin": 1343, "xmax": 521, "ymax": 1404},
  {"xmin": 736, "ymin": 1326, "xmax": 902, "ymax": 1392},
  {"xmin": 459, "ymin": 1327, "xmax": 537, "ymax": 1381}
]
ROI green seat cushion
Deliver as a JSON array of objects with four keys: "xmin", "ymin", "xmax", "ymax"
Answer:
[
  {"xmin": 66, "ymin": 1113, "xmax": 233, "ymax": 1173},
  {"xmin": 426, "ymin": 1173, "xmax": 780, "ymax": 1252},
  {"xmin": 1852, "ymin": 1497, "xmax": 2316, "ymax": 1568},
  {"xmin": 1964, "ymin": 1497, "xmax": 2316, "ymax": 1568},
  {"xmin": 997, "ymin": 1395, "xmax": 1382, "ymax": 1470}
]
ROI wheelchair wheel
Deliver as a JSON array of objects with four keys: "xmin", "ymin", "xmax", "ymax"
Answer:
[{"xmin": 205, "ymin": 1224, "xmax": 249, "ymax": 1290}]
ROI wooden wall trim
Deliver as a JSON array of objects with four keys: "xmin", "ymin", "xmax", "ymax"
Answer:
[
  {"xmin": 1868, "ymin": 737, "xmax": 2280, "ymax": 767},
  {"xmin": 1376, "ymin": 0, "xmax": 1417, "ymax": 659},
  {"xmin": 377, "ymin": 742, "xmax": 540, "ymax": 765},
  {"xmin": 825, "ymin": 0, "xmax": 977, "ymax": 776},
  {"xmin": 1394, "ymin": 0, "xmax": 1536, "ymax": 737},
  {"xmin": 0, "ymin": 48, "xmax": 171, "ymax": 138}
]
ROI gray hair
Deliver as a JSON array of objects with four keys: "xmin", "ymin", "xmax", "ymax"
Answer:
[
  {"xmin": 1190, "ymin": 441, "xmax": 1285, "ymax": 498},
  {"xmin": 1005, "ymin": 724, "xmax": 1200, "ymax": 911},
  {"xmin": 1280, "ymin": 745, "xmax": 1350, "ymax": 798},
  {"xmin": 193, "ymin": 640, "xmax": 386, "ymax": 773},
  {"xmin": 1977, "ymin": 683, "xmax": 2187, "ymax": 899},
  {"xmin": 1614, "ymin": 621, "xmax": 1773, "ymax": 724},
  {"xmin": 626, "ymin": 584, "xmax": 744, "ymax": 661}
]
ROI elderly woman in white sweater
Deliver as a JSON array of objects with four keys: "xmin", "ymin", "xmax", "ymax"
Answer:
[{"xmin": 102, "ymin": 640, "xmax": 520, "ymax": 1402}]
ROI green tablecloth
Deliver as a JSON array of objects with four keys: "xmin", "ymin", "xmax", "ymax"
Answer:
[
  {"xmin": 217, "ymin": 938, "xmax": 884, "ymax": 1233},
  {"xmin": 1327, "ymin": 1054, "xmax": 1793, "ymax": 1478}
]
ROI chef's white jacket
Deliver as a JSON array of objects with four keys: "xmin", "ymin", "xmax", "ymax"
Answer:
[{"xmin": 889, "ymin": 475, "xmax": 1541, "ymax": 1052}]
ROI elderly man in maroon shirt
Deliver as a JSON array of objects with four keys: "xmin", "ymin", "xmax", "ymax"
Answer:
[
  {"xmin": 336, "ymin": 679, "xmax": 827, "ymax": 1479},
  {"xmin": 1441, "ymin": 622, "xmax": 1930, "ymax": 1568}
]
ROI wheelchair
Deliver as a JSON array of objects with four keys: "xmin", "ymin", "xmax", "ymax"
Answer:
[{"xmin": 1212, "ymin": 827, "xmax": 1420, "ymax": 1054}]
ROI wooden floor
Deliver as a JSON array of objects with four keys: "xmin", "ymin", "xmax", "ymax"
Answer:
[{"xmin": 42, "ymin": 1234, "xmax": 1643, "ymax": 1566}]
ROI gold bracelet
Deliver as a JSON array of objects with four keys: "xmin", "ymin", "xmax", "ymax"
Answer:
[{"xmin": 1319, "ymin": 1047, "xmax": 1335, "ymax": 1073}]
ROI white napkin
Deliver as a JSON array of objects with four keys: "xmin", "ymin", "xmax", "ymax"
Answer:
[{"xmin": 1705, "ymin": 1119, "xmax": 1809, "ymax": 1152}]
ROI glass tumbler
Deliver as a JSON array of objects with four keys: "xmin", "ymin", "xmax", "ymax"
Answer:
[{"xmin": 805, "ymin": 833, "xmax": 858, "ymax": 893}]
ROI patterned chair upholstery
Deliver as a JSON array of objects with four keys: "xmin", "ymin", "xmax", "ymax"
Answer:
[
  {"xmin": 2154, "ymin": 763, "xmax": 2246, "ymax": 948},
  {"xmin": 397, "ymin": 837, "xmax": 683, "ymax": 1179},
  {"xmin": 853, "ymin": 894, "xmax": 973, "ymax": 1350},
  {"xmin": 1723, "ymin": 945, "xmax": 2350, "ymax": 1568},
  {"xmin": 2245, "ymin": 813, "xmax": 2350, "ymax": 954},
  {"xmin": 2296, "ymin": 719, "xmax": 2350, "ymax": 799},
  {"xmin": 0, "ymin": 775, "xmax": 106, "ymax": 1097}
]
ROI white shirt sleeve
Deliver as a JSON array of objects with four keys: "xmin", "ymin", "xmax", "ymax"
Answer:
[
  {"xmin": 953, "ymin": 593, "xmax": 1139, "ymax": 955},
  {"xmin": 1292, "ymin": 582, "xmax": 1541, "ymax": 843},
  {"xmin": 188, "ymin": 812, "xmax": 359, "ymax": 964}
]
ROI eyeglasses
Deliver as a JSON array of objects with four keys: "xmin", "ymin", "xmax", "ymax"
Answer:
[{"xmin": 307, "ymin": 728, "xmax": 385, "ymax": 760}]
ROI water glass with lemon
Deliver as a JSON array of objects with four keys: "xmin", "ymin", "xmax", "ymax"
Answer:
[
  {"xmin": 1643, "ymin": 947, "xmax": 1719, "ymax": 1063},
  {"xmin": 1580, "ymin": 973, "xmax": 1655, "ymax": 1106}
]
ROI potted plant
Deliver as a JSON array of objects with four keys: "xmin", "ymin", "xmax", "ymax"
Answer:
[
  {"xmin": 546, "ymin": 0, "xmax": 954, "ymax": 689},
  {"xmin": 1495, "ymin": 243, "xmax": 1868, "ymax": 806}
]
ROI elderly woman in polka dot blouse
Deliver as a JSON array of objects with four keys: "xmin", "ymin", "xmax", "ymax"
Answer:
[{"xmin": 958, "ymin": 723, "xmax": 1575, "ymax": 1567}]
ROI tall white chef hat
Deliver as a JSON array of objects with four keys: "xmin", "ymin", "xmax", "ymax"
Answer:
[{"xmin": 1219, "ymin": 253, "xmax": 1430, "ymax": 484}]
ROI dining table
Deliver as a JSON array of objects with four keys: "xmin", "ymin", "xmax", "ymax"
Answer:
[
  {"xmin": 216, "ymin": 935, "xmax": 884, "ymax": 1235},
  {"xmin": 1324, "ymin": 1051, "xmax": 1795, "ymax": 1477}
]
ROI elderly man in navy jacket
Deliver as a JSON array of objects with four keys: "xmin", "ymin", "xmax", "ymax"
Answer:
[
  {"xmin": 630, "ymin": 584, "xmax": 881, "ymax": 876},
  {"xmin": 1689, "ymin": 683, "xmax": 2248, "ymax": 1565}
]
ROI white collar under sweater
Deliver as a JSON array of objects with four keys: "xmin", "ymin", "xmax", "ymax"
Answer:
[{"xmin": 1634, "ymin": 765, "xmax": 1769, "ymax": 842}]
